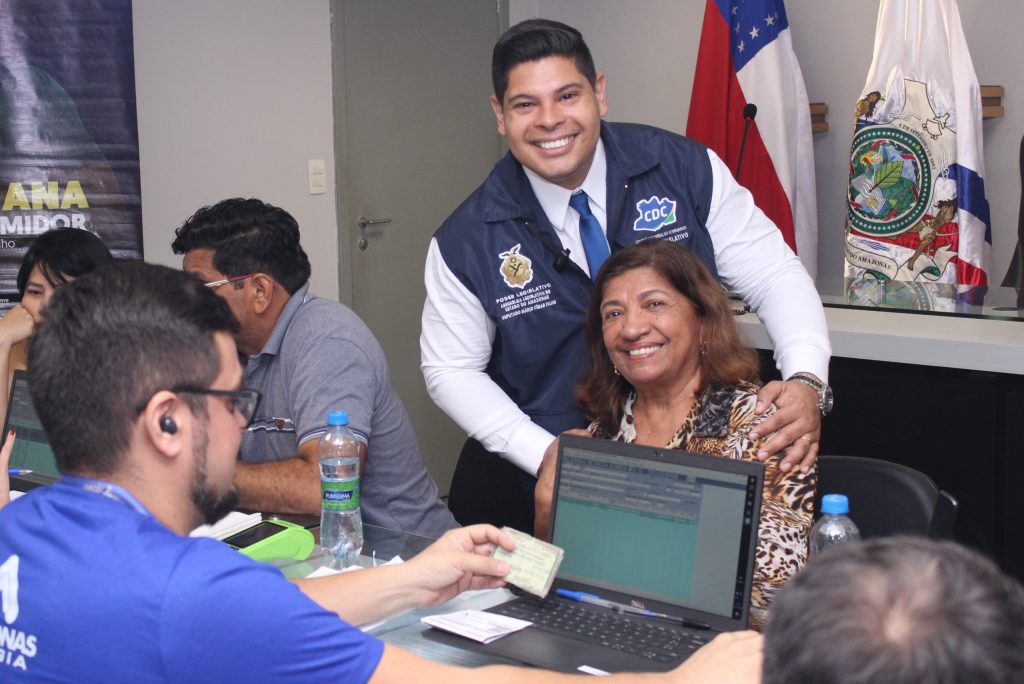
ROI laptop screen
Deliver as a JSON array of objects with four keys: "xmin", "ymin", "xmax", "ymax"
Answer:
[
  {"xmin": 4, "ymin": 370, "xmax": 58, "ymax": 477},
  {"xmin": 551, "ymin": 437, "xmax": 762, "ymax": 622}
]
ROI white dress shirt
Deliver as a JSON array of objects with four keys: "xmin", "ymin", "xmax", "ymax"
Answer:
[{"xmin": 524, "ymin": 140, "xmax": 609, "ymax": 276}]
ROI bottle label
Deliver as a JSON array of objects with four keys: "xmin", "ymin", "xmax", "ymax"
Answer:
[{"xmin": 321, "ymin": 479, "xmax": 360, "ymax": 511}]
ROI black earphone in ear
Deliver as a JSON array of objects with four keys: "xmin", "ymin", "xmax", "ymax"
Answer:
[{"xmin": 159, "ymin": 416, "xmax": 178, "ymax": 435}]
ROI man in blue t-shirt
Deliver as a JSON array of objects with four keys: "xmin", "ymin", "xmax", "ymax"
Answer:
[{"xmin": 0, "ymin": 262, "xmax": 759, "ymax": 682}]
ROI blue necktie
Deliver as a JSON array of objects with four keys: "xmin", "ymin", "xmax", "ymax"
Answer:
[{"xmin": 569, "ymin": 191, "xmax": 610, "ymax": 277}]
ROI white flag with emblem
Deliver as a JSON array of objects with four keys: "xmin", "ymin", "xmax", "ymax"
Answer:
[{"xmin": 844, "ymin": 0, "xmax": 990, "ymax": 308}]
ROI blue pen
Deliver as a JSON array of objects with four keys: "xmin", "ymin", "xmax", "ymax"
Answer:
[
  {"xmin": 556, "ymin": 588, "xmax": 710, "ymax": 630},
  {"xmin": 8, "ymin": 468, "xmax": 32, "ymax": 476}
]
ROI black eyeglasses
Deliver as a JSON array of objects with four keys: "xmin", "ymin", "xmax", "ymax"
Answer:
[{"xmin": 170, "ymin": 387, "xmax": 262, "ymax": 426}]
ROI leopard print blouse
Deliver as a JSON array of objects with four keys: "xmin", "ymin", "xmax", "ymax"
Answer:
[{"xmin": 592, "ymin": 381, "xmax": 815, "ymax": 630}]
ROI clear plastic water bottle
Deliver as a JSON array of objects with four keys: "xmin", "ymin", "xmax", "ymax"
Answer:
[
  {"xmin": 810, "ymin": 493, "xmax": 861, "ymax": 555},
  {"xmin": 319, "ymin": 411, "xmax": 363, "ymax": 567}
]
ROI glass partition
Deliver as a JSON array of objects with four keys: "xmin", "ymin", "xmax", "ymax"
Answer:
[{"xmin": 813, "ymin": 278, "xmax": 1024, "ymax": 322}]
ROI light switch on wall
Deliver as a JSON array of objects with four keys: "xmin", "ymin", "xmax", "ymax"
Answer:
[{"xmin": 308, "ymin": 159, "xmax": 326, "ymax": 195}]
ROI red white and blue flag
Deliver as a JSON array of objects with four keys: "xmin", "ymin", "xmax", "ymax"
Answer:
[
  {"xmin": 687, "ymin": 0, "xmax": 818, "ymax": 279},
  {"xmin": 844, "ymin": 0, "xmax": 990, "ymax": 305}
]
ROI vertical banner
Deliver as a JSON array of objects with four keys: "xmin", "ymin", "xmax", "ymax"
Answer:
[
  {"xmin": 844, "ymin": 0, "xmax": 990, "ymax": 309},
  {"xmin": 0, "ymin": 0, "xmax": 142, "ymax": 307},
  {"xmin": 686, "ymin": 0, "xmax": 819, "ymax": 280}
]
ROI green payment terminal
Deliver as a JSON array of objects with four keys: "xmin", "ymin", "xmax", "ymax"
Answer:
[{"xmin": 222, "ymin": 519, "xmax": 316, "ymax": 562}]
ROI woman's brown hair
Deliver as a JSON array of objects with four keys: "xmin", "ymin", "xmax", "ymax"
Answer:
[{"xmin": 576, "ymin": 240, "xmax": 760, "ymax": 434}]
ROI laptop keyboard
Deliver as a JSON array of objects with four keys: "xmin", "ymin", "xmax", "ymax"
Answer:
[{"xmin": 492, "ymin": 597, "xmax": 711, "ymax": 664}]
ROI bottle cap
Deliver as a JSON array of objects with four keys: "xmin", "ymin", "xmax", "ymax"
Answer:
[
  {"xmin": 327, "ymin": 411, "xmax": 349, "ymax": 426},
  {"xmin": 821, "ymin": 493, "xmax": 850, "ymax": 515}
]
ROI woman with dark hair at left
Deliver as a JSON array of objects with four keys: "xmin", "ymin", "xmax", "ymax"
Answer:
[
  {"xmin": 0, "ymin": 229, "xmax": 113, "ymax": 508},
  {"xmin": 0, "ymin": 228, "xmax": 113, "ymax": 418}
]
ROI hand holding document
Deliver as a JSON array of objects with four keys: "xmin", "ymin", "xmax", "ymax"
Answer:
[{"xmin": 491, "ymin": 526, "xmax": 564, "ymax": 598}]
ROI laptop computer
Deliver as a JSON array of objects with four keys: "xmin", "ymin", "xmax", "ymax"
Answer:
[
  {"xmin": 426, "ymin": 433, "xmax": 764, "ymax": 673},
  {"xmin": 4, "ymin": 369, "xmax": 58, "ymax": 490}
]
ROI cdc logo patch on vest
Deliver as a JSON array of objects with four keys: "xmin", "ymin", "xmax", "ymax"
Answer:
[{"xmin": 633, "ymin": 196, "xmax": 677, "ymax": 232}]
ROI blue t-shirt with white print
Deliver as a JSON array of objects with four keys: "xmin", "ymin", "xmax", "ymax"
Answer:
[{"xmin": 0, "ymin": 481, "xmax": 383, "ymax": 682}]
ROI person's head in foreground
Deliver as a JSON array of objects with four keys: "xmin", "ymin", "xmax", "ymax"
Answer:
[
  {"xmin": 17, "ymin": 227, "xmax": 114, "ymax": 322},
  {"xmin": 577, "ymin": 239, "xmax": 759, "ymax": 433},
  {"xmin": 29, "ymin": 261, "xmax": 244, "ymax": 530},
  {"xmin": 763, "ymin": 536, "xmax": 1024, "ymax": 684}
]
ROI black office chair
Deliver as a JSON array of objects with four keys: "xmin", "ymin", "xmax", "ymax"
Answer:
[{"xmin": 814, "ymin": 455, "xmax": 959, "ymax": 539}]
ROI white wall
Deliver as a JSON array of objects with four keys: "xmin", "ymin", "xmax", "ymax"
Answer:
[
  {"xmin": 132, "ymin": 0, "xmax": 339, "ymax": 299},
  {"xmin": 512, "ymin": 0, "xmax": 1024, "ymax": 293},
  {"xmin": 132, "ymin": 0, "xmax": 1024, "ymax": 301}
]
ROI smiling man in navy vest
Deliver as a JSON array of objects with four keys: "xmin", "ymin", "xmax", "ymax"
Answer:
[{"xmin": 421, "ymin": 19, "xmax": 832, "ymax": 531}]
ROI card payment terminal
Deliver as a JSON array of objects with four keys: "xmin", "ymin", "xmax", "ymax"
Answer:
[{"xmin": 221, "ymin": 519, "xmax": 316, "ymax": 562}]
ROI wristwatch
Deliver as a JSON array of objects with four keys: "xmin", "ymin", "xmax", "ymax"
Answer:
[{"xmin": 787, "ymin": 373, "xmax": 834, "ymax": 416}]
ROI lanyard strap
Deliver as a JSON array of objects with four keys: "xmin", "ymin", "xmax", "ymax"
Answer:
[{"xmin": 60, "ymin": 475, "xmax": 151, "ymax": 517}]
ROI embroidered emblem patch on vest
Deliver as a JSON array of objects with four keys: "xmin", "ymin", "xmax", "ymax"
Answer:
[
  {"xmin": 498, "ymin": 243, "xmax": 534, "ymax": 289},
  {"xmin": 633, "ymin": 196, "xmax": 677, "ymax": 231}
]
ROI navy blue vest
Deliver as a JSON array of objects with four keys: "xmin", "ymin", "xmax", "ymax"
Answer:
[{"xmin": 434, "ymin": 122, "xmax": 717, "ymax": 435}]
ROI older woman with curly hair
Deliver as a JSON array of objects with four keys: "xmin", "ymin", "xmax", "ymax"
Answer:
[{"xmin": 534, "ymin": 239, "xmax": 815, "ymax": 629}]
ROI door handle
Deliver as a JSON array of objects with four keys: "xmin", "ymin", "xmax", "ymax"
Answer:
[
  {"xmin": 357, "ymin": 215, "xmax": 392, "ymax": 230},
  {"xmin": 357, "ymin": 216, "xmax": 392, "ymax": 250}
]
